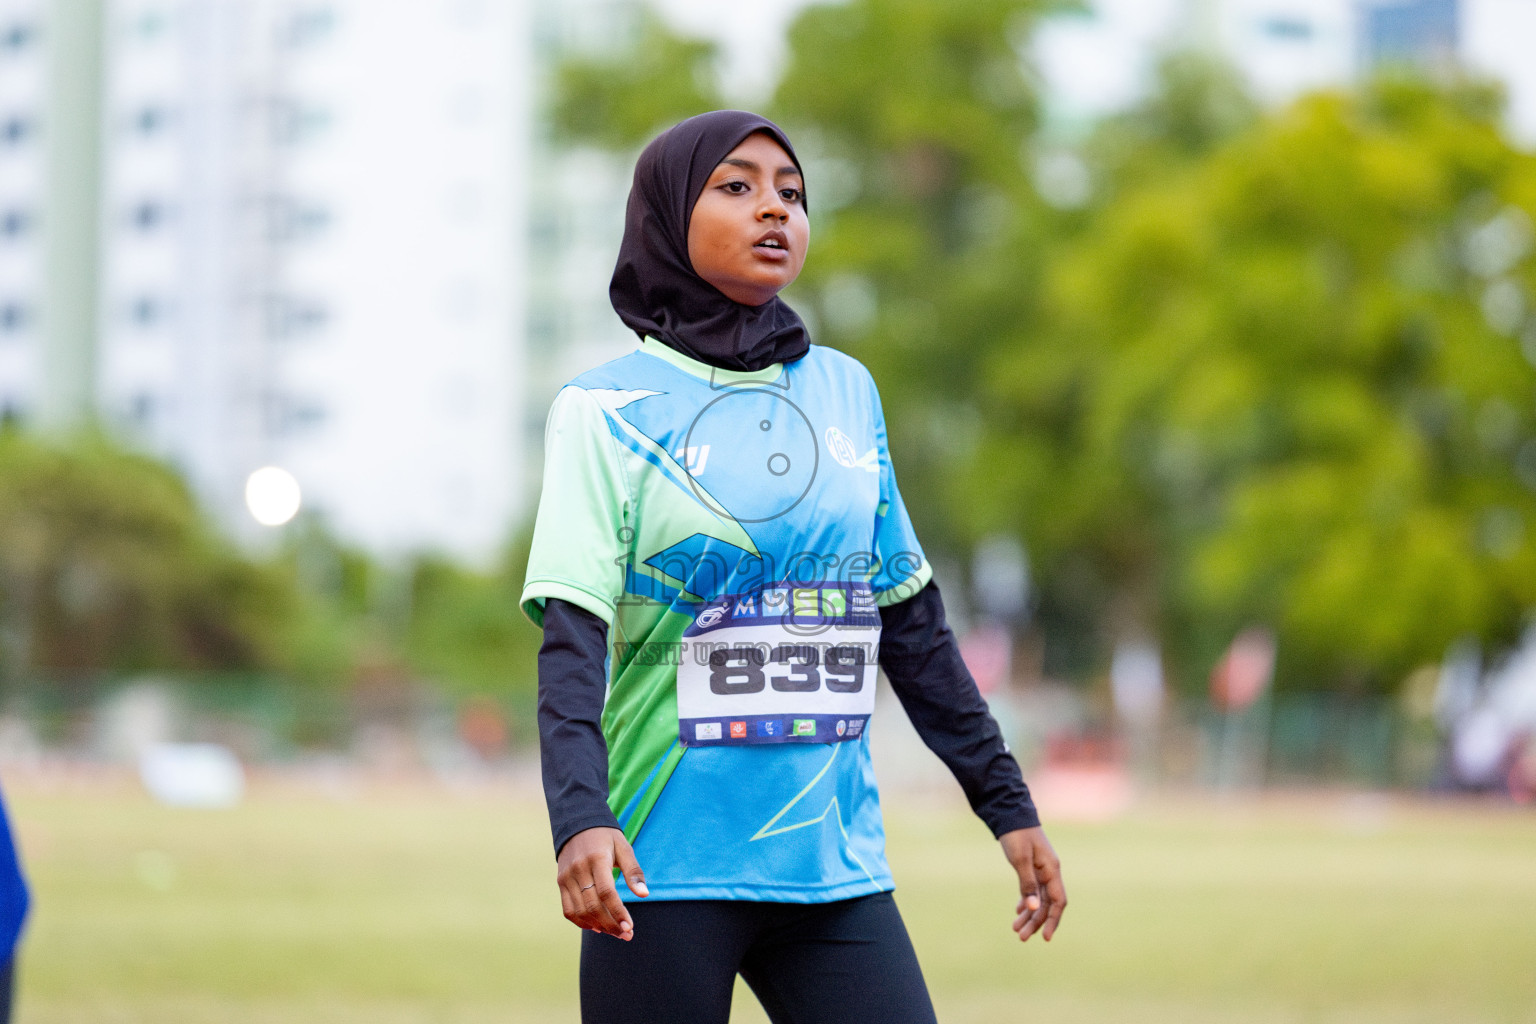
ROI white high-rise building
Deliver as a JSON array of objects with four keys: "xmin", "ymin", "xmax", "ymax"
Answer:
[
  {"xmin": 3, "ymin": 0, "xmax": 531, "ymax": 562},
  {"xmin": 0, "ymin": 2, "xmax": 51, "ymax": 425},
  {"xmin": 99, "ymin": 0, "xmax": 530, "ymax": 560},
  {"xmin": 526, "ymin": 0, "xmax": 639, "ymax": 430}
]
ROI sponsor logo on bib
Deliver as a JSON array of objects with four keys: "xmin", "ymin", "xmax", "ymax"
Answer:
[{"xmin": 677, "ymin": 582, "xmax": 880, "ymax": 747}]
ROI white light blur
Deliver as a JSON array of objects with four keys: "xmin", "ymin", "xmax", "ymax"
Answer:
[{"xmin": 245, "ymin": 467, "xmax": 302, "ymax": 526}]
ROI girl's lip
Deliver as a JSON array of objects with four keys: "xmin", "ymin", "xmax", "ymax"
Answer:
[
  {"xmin": 754, "ymin": 228, "xmax": 790, "ymax": 252},
  {"xmin": 752, "ymin": 244, "xmax": 791, "ymax": 262}
]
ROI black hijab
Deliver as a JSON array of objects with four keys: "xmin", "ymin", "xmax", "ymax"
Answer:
[{"xmin": 610, "ymin": 110, "xmax": 811, "ymax": 372}]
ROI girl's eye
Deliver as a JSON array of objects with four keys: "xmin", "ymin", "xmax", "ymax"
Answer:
[
  {"xmin": 780, "ymin": 187, "xmax": 803, "ymax": 203},
  {"xmin": 723, "ymin": 181, "xmax": 749, "ymax": 194}
]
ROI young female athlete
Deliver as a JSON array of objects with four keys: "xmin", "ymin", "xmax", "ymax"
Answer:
[{"xmin": 522, "ymin": 109, "xmax": 1066, "ymax": 1024}]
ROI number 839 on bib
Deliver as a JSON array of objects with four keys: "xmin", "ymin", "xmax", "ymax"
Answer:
[{"xmin": 675, "ymin": 583, "xmax": 881, "ymax": 747}]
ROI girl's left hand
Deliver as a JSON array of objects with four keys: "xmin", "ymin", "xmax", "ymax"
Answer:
[{"xmin": 556, "ymin": 826, "xmax": 649, "ymax": 941}]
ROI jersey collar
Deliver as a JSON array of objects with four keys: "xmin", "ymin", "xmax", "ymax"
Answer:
[{"xmin": 640, "ymin": 336, "xmax": 787, "ymax": 385}]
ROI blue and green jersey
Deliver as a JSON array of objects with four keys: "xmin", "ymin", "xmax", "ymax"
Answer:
[{"xmin": 522, "ymin": 337, "xmax": 931, "ymax": 902}]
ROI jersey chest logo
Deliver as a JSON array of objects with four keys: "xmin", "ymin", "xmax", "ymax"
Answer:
[
  {"xmin": 825, "ymin": 427, "xmax": 878, "ymax": 473},
  {"xmin": 674, "ymin": 444, "xmax": 710, "ymax": 477}
]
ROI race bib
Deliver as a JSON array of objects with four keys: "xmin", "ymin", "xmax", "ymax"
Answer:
[{"xmin": 677, "ymin": 583, "xmax": 881, "ymax": 746}]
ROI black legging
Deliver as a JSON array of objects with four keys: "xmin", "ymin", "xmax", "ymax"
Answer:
[{"xmin": 579, "ymin": 891, "xmax": 937, "ymax": 1024}]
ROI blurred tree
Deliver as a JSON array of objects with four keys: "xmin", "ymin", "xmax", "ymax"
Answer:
[
  {"xmin": 0, "ymin": 425, "xmax": 544, "ymax": 754},
  {"xmin": 0, "ymin": 430, "xmax": 311, "ymax": 678},
  {"xmin": 553, "ymin": 9, "xmax": 723, "ymax": 150},
  {"xmin": 772, "ymin": 0, "xmax": 1067, "ymax": 557},
  {"xmin": 972, "ymin": 76, "xmax": 1536, "ymax": 692},
  {"xmin": 402, "ymin": 531, "xmax": 540, "ymax": 703},
  {"xmin": 958, "ymin": 51, "xmax": 1265, "ymax": 678},
  {"xmin": 271, "ymin": 516, "xmax": 382, "ymax": 687},
  {"xmin": 1082, "ymin": 51, "xmax": 1261, "ymax": 201}
]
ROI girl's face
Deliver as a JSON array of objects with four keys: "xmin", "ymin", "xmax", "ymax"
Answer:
[{"xmin": 687, "ymin": 132, "xmax": 809, "ymax": 307}]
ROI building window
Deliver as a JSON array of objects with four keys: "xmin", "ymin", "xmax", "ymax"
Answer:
[
  {"xmin": 264, "ymin": 392, "xmax": 327, "ymax": 436},
  {"xmin": 270, "ymin": 100, "xmax": 332, "ymax": 146},
  {"xmin": 0, "ymin": 302, "xmax": 29, "ymax": 334},
  {"xmin": 131, "ymin": 9, "xmax": 172, "ymax": 41},
  {"xmin": 128, "ymin": 392, "xmax": 157, "ymax": 427},
  {"xmin": 557, "ymin": 0, "xmax": 639, "ymax": 57},
  {"xmin": 126, "ymin": 295, "xmax": 171, "ymax": 328},
  {"xmin": 128, "ymin": 200, "xmax": 172, "ymax": 232},
  {"xmin": 287, "ymin": 401, "xmax": 327, "ymax": 431},
  {"xmin": 280, "ymin": 7, "xmax": 336, "ymax": 49},
  {"xmin": 130, "ymin": 105, "xmax": 176, "ymax": 137},
  {"xmin": 530, "ymin": 208, "xmax": 559, "ymax": 250},
  {"xmin": 1, "ymin": 116, "xmax": 34, "ymax": 146},
  {"xmin": 1361, "ymin": 0, "xmax": 1458, "ymax": 71},
  {"xmin": 1259, "ymin": 16, "xmax": 1314, "ymax": 41},
  {"xmin": 264, "ymin": 294, "xmax": 330, "ymax": 339},
  {"xmin": 529, "ymin": 307, "xmax": 560, "ymax": 347},
  {"xmin": 0, "ymin": 22, "xmax": 36, "ymax": 51},
  {"xmin": 0, "ymin": 208, "xmax": 31, "ymax": 240},
  {"xmin": 266, "ymin": 195, "xmax": 331, "ymax": 242}
]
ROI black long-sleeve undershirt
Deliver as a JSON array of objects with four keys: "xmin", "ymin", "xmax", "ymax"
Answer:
[
  {"xmin": 536, "ymin": 598, "xmax": 623, "ymax": 856},
  {"xmin": 536, "ymin": 581, "xmax": 1039, "ymax": 858},
  {"xmin": 875, "ymin": 581, "xmax": 1040, "ymax": 836}
]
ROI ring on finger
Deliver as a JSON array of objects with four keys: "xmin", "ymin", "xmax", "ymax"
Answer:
[{"xmin": 580, "ymin": 883, "xmax": 596, "ymax": 891}]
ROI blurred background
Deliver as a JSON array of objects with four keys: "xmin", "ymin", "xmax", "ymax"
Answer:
[{"xmin": 1, "ymin": 0, "xmax": 1536, "ymax": 1021}]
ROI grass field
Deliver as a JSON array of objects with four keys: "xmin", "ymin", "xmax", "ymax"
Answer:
[{"xmin": 6, "ymin": 773, "xmax": 1536, "ymax": 1023}]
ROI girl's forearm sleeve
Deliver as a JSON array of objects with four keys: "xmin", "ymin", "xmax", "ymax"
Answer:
[
  {"xmin": 878, "ymin": 580, "xmax": 1041, "ymax": 835},
  {"xmin": 538, "ymin": 598, "xmax": 623, "ymax": 856}
]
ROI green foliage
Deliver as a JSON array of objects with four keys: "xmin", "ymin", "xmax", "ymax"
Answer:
[
  {"xmin": 0, "ymin": 430, "xmax": 305, "ymax": 677},
  {"xmin": 268, "ymin": 519, "xmax": 383, "ymax": 688},
  {"xmin": 772, "ymin": 0, "xmax": 1065, "ymax": 550},
  {"xmin": 553, "ymin": 9, "xmax": 722, "ymax": 150},
  {"xmin": 0, "ymin": 427, "xmax": 541, "ymax": 704},
  {"xmin": 986, "ymin": 77, "xmax": 1536, "ymax": 690},
  {"xmin": 1083, "ymin": 51, "xmax": 1261, "ymax": 200},
  {"xmin": 402, "ymin": 531, "xmax": 541, "ymax": 700}
]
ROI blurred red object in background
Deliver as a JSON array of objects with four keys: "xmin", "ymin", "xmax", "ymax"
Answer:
[{"xmin": 1211, "ymin": 627, "xmax": 1276, "ymax": 712}]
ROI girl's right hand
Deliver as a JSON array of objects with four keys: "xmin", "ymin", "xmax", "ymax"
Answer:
[
  {"xmin": 999, "ymin": 826, "xmax": 1066, "ymax": 943},
  {"xmin": 556, "ymin": 826, "xmax": 649, "ymax": 940}
]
